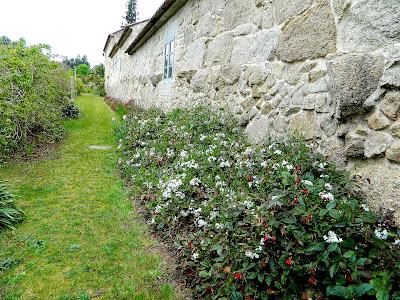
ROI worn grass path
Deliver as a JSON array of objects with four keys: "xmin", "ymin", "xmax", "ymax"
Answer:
[{"xmin": 0, "ymin": 95, "xmax": 176, "ymax": 300}]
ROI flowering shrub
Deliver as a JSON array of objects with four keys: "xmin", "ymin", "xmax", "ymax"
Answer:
[{"xmin": 116, "ymin": 107, "xmax": 400, "ymax": 299}]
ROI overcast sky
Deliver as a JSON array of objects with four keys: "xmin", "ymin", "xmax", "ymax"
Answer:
[{"xmin": 0, "ymin": 0, "xmax": 164, "ymax": 65}]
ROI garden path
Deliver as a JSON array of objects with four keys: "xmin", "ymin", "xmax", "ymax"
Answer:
[{"xmin": 0, "ymin": 95, "xmax": 176, "ymax": 299}]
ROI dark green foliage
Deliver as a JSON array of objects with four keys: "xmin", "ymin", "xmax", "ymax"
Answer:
[
  {"xmin": 62, "ymin": 55, "xmax": 90, "ymax": 69},
  {"xmin": 0, "ymin": 36, "xmax": 12, "ymax": 45},
  {"xmin": 125, "ymin": 0, "xmax": 138, "ymax": 24},
  {"xmin": 0, "ymin": 181, "xmax": 24, "ymax": 230},
  {"xmin": 116, "ymin": 107, "xmax": 400, "ymax": 299},
  {"xmin": 0, "ymin": 42, "xmax": 70, "ymax": 160},
  {"xmin": 62, "ymin": 102, "xmax": 80, "ymax": 119}
]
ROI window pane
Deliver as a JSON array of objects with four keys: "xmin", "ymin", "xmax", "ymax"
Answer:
[
  {"xmin": 169, "ymin": 53, "xmax": 174, "ymax": 66},
  {"xmin": 170, "ymin": 40, "xmax": 175, "ymax": 54},
  {"xmin": 168, "ymin": 66, "xmax": 173, "ymax": 78},
  {"xmin": 164, "ymin": 67, "xmax": 168, "ymax": 79},
  {"xmin": 164, "ymin": 55, "xmax": 169, "ymax": 68},
  {"xmin": 165, "ymin": 42, "xmax": 170, "ymax": 55}
]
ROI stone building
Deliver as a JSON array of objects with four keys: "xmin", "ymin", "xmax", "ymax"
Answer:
[{"xmin": 104, "ymin": 0, "xmax": 400, "ymax": 221}]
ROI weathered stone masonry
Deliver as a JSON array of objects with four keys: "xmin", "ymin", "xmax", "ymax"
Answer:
[{"xmin": 104, "ymin": 0, "xmax": 400, "ymax": 221}]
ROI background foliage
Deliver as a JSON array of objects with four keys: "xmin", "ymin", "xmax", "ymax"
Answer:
[
  {"xmin": 116, "ymin": 107, "xmax": 400, "ymax": 299},
  {"xmin": 0, "ymin": 40, "xmax": 70, "ymax": 160}
]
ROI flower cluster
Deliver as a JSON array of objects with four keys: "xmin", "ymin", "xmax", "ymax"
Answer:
[{"xmin": 116, "ymin": 107, "xmax": 400, "ymax": 299}]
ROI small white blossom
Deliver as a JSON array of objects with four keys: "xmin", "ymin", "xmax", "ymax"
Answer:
[
  {"xmin": 302, "ymin": 180, "xmax": 314, "ymax": 186},
  {"xmin": 323, "ymin": 231, "xmax": 343, "ymax": 243},
  {"xmin": 190, "ymin": 178, "xmax": 201, "ymax": 186},
  {"xmin": 192, "ymin": 252, "xmax": 199, "ymax": 260},
  {"xmin": 197, "ymin": 219, "xmax": 208, "ymax": 227},
  {"xmin": 122, "ymin": 115, "xmax": 127, "ymax": 120},
  {"xmin": 360, "ymin": 204, "xmax": 370, "ymax": 212},
  {"xmin": 325, "ymin": 183, "xmax": 333, "ymax": 191},
  {"xmin": 374, "ymin": 228, "xmax": 388, "ymax": 240},
  {"xmin": 393, "ymin": 239, "xmax": 400, "ymax": 246},
  {"xmin": 154, "ymin": 205, "xmax": 162, "ymax": 214},
  {"xmin": 274, "ymin": 150, "xmax": 282, "ymax": 155},
  {"xmin": 243, "ymin": 200, "xmax": 254, "ymax": 209},
  {"xmin": 215, "ymin": 223, "xmax": 224, "ymax": 230},
  {"xmin": 320, "ymin": 192, "xmax": 334, "ymax": 201},
  {"xmin": 245, "ymin": 250, "xmax": 259, "ymax": 259},
  {"xmin": 180, "ymin": 150, "xmax": 188, "ymax": 158}
]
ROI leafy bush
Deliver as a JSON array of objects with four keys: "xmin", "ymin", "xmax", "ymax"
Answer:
[
  {"xmin": 0, "ymin": 181, "xmax": 24, "ymax": 230},
  {"xmin": 62, "ymin": 102, "xmax": 80, "ymax": 119},
  {"xmin": 116, "ymin": 107, "xmax": 400, "ymax": 299},
  {"xmin": 0, "ymin": 41, "xmax": 69, "ymax": 160}
]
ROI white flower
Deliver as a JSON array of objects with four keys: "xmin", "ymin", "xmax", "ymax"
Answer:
[
  {"xmin": 180, "ymin": 150, "xmax": 188, "ymax": 158},
  {"xmin": 209, "ymin": 210, "xmax": 219, "ymax": 220},
  {"xmin": 320, "ymin": 192, "xmax": 334, "ymax": 201},
  {"xmin": 286, "ymin": 164, "xmax": 294, "ymax": 171},
  {"xmin": 200, "ymin": 134, "xmax": 207, "ymax": 141},
  {"xmin": 193, "ymin": 208, "xmax": 202, "ymax": 217},
  {"xmin": 325, "ymin": 183, "xmax": 333, "ymax": 191},
  {"xmin": 302, "ymin": 180, "xmax": 314, "ymax": 186},
  {"xmin": 154, "ymin": 205, "xmax": 162, "ymax": 214},
  {"xmin": 245, "ymin": 250, "xmax": 259, "ymax": 259},
  {"xmin": 215, "ymin": 223, "xmax": 224, "ymax": 230},
  {"xmin": 190, "ymin": 178, "xmax": 201, "ymax": 186},
  {"xmin": 374, "ymin": 228, "xmax": 388, "ymax": 240},
  {"xmin": 243, "ymin": 200, "xmax": 254, "ymax": 209},
  {"xmin": 274, "ymin": 150, "xmax": 282, "ymax": 155},
  {"xmin": 393, "ymin": 239, "xmax": 400, "ymax": 246},
  {"xmin": 261, "ymin": 161, "xmax": 268, "ymax": 168},
  {"xmin": 176, "ymin": 192, "xmax": 185, "ymax": 199},
  {"xmin": 197, "ymin": 219, "xmax": 208, "ymax": 227},
  {"xmin": 122, "ymin": 115, "xmax": 127, "ymax": 120},
  {"xmin": 192, "ymin": 252, "xmax": 199, "ymax": 260},
  {"xmin": 180, "ymin": 210, "xmax": 189, "ymax": 217},
  {"xmin": 112, "ymin": 117, "xmax": 116, "ymax": 121},
  {"xmin": 361, "ymin": 204, "xmax": 370, "ymax": 212},
  {"xmin": 323, "ymin": 231, "xmax": 343, "ymax": 243},
  {"xmin": 244, "ymin": 147, "xmax": 254, "ymax": 157}
]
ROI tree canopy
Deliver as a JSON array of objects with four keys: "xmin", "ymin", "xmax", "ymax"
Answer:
[{"xmin": 62, "ymin": 55, "xmax": 90, "ymax": 69}]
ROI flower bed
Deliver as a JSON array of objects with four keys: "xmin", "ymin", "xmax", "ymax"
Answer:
[{"xmin": 116, "ymin": 107, "xmax": 400, "ymax": 299}]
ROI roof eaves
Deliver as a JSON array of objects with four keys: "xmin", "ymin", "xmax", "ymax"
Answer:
[{"xmin": 126, "ymin": 0, "xmax": 189, "ymax": 55}]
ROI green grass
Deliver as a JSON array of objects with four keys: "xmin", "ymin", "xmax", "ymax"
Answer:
[{"xmin": 0, "ymin": 95, "xmax": 177, "ymax": 300}]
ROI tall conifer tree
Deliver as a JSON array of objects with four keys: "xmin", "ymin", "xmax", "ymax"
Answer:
[{"xmin": 125, "ymin": 0, "xmax": 138, "ymax": 24}]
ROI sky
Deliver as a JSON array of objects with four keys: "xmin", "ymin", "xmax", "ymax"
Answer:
[{"xmin": 0, "ymin": 0, "xmax": 164, "ymax": 66}]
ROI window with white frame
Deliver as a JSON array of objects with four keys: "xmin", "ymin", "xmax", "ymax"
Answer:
[{"xmin": 164, "ymin": 38, "xmax": 175, "ymax": 79}]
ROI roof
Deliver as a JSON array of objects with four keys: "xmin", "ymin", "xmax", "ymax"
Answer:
[
  {"xmin": 108, "ymin": 19, "xmax": 149, "ymax": 58},
  {"xmin": 126, "ymin": 0, "xmax": 189, "ymax": 55},
  {"xmin": 103, "ymin": 19, "xmax": 149, "ymax": 57}
]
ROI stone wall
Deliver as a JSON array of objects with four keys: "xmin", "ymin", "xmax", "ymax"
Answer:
[{"xmin": 104, "ymin": 0, "xmax": 400, "ymax": 221}]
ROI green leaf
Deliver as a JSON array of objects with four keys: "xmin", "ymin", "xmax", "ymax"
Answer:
[
  {"xmin": 329, "ymin": 209, "xmax": 341, "ymax": 220},
  {"xmin": 230, "ymin": 291, "xmax": 243, "ymax": 300},
  {"xmin": 376, "ymin": 291, "xmax": 389, "ymax": 300},
  {"xmin": 198, "ymin": 270, "xmax": 209, "ymax": 278},
  {"xmin": 326, "ymin": 201, "xmax": 337, "ymax": 210},
  {"xmin": 328, "ymin": 243, "xmax": 339, "ymax": 253},
  {"xmin": 329, "ymin": 264, "xmax": 339, "ymax": 278},
  {"xmin": 356, "ymin": 258, "xmax": 370, "ymax": 266},
  {"xmin": 354, "ymin": 283, "xmax": 373, "ymax": 297},
  {"xmin": 326, "ymin": 286, "xmax": 353, "ymax": 299},
  {"xmin": 305, "ymin": 243, "xmax": 324, "ymax": 253},
  {"xmin": 343, "ymin": 251, "xmax": 356, "ymax": 262}
]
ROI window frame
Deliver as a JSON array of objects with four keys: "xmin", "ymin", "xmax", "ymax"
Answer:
[{"xmin": 163, "ymin": 38, "xmax": 175, "ymax": 80}]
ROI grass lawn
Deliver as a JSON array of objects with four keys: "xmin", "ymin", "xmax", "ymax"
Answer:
[{"xmin": 0, "ymin": 95, "xmax": 177, "ymax": 300}]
